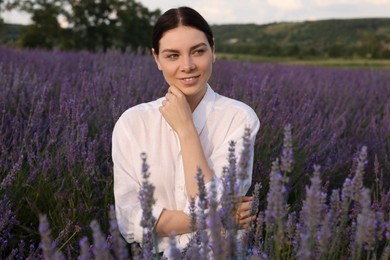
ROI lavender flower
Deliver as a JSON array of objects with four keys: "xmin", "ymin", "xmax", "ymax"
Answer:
[
  {"xmin": 138, "ymin": 153, "xmax": 157, "ymax": 258},
  {"xmin": 109, "ymin": 205, "xmax": 128, "ymax": 259},
  {"xmin": 0, "ymin": 195, "xmax": 16, "ymax": 234},
  {"xmin": 220, "ymin": 141, "xmax": 239, "ymax": 259},
  {"xmin": 238, "ymin": 126, "xmax": 252, "ymax": 182},
  {"xmin": 220, "ymin": 142, "xmax": 239, "ymax": 218},
  {"xmin": 78, "ymin": 237, "xmax": 91, "ymax": 260},
  {"xmin": 354, "ymin": 188, "xmax": 376, "ymax": 257},
  {"xmin": 318, "ymin": 210, "xmax": 331, "ymax": 258},
  {"xmin": 350, "ymin": 146, "xmax": 368, "ymax": 202},
  {"xmin": 39, "ymin": 214, "xmax": 56, "ymax": 259},
  {"xmin": 0, "ymin": 154, "xmax": 23, "ymax": 189},
  {"xmin": 167, "ymin": 235, "xmax": 181, "ymax": 260},
  {"xmin": 5, "ymin": 248, "xmax": 18, "ymax": 260},
  {"xmin": 265, "ymin": 158, "xmax": 288, "ymax": 258},
  {"xmin": 90, "ymin": 220, "xmax": 111, "ymax": 259},
  {"xmin": 194, "ymin": 167, "xmax": 209, "ymax": 259},
  {"xmin": 253, "ymin": 212, "xmax": 265, "ymax": 256},
  {"xmin": 0, "ymin": 238, "xmax": 8, "ymax": 255},
  {"xmin": 241, "ymin": 182, "xmax": 261, "ymax": 256},
  {"xmin": 280, "ymin": 124, "xmax": 294, "ymax": 174},
  {"xmin": 207, "ymin": 177, "xmax": 224, "ymax": 259},
  {"xmin": 298, "ymin": 165, "xmax": 325, "ymax": 260}
]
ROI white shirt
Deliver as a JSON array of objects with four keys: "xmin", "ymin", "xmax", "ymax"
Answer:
[{"xmin": 112, "ymin": 84, "xmax": 260, "ymax": 252}]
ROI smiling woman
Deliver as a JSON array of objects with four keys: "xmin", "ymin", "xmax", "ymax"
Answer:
[
  {"xmin": 111, "ymin": 6, "xmax": 260, "ymax": 256},
  {"xmin": 152, "ymin": 26, "xmax": 213, "ymax": 111}
]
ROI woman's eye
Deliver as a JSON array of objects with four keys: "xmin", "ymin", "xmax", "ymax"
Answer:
[
  {"xmin": 193, "ymin": 49, "xmax": 205, "ymax": 55},
  {"xmin": 166, "ymin": 54, "xmax": 178, "ymax": 59}
]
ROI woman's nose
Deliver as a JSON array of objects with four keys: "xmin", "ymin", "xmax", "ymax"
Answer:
[{"xmin": 181, "ymin": 57, "xmax": 195, "ymax": 72}]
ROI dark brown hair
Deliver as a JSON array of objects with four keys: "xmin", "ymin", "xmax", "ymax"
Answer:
[{"xmin": 151, "ymin": 6, "xmax": 214, "ymax": 54}]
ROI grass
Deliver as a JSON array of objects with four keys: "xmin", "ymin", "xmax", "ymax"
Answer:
[{"xmin": 216, "ymin": 52, "xmax": 390, "ymax": 69}]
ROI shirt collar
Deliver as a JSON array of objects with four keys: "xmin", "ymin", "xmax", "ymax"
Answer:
[{"xmin": 192, "ymin": 84, "xmax": 215, "ymax": 135}]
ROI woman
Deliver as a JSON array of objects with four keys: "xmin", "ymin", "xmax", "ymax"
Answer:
[{"xmin": 112, "ymin": 6, "xmax": 260, "ymax": 253}]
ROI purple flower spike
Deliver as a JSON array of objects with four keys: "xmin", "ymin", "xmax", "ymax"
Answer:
[
  {"xmin": 90, "ymin": 220, "xmax": 111, "ymax": 259},
  {"xmin": 281, "ymin": 124, "xmax": 294, "ymax": 174},
  {"xmin": 298, "ymin": 165, "xmax": 325, "ymax": 260},
  {"xmin": 138, "ymin": 152, "xmax": 157, "ymax": 259},
  {"xmin": 39, "ymin": 214, "xmax": 56, "ymax": 259},
  {"xmin": 354, "ymin": 188, "xmax": 376, "ymax": 258},
  {"xmin": 109, "ymin": 205, "xmax": 129, "ymax": 259},
  {"xmin": 78, "ymin": 237, "xmax": 91, "ymax": 260}
]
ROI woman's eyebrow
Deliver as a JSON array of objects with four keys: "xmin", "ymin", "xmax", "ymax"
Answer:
[{"xmin": 161, "ymin": 42, "xmax": 208, "ymax": 54}]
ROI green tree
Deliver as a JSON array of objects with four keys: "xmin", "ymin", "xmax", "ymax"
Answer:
[
  {"xmin": 64, "ymin": 0, "xmax": 118, "ymax": 51},
  {"xmin": 115, "ymin": 0, "xmax": 160, "ymax": 52},
  {"xmin": 0, "ymin": 0, "xmax": 13, "ymax": 38},
  {"xmin": 64, "ymin": 0, "xmax": 160, "ymax": 52},
  {"xmin": 3, "ymin": 0, "xmax": 160, "ymax": 51},
  {"xmin": 359, "ymin": 31, "xmax": 381, "ymax": 58},
  {"xmin": 22, "ymin": 1, "xmax": 62, "ymax": 48},
  {"xmin": 5, "ymin": 0, "xmax": 63, "ymax": 48}
]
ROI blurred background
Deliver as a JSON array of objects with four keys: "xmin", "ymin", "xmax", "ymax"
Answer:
[{"xmin": 1, "ymin": 0, "xmax": 390, "ymax": 66}]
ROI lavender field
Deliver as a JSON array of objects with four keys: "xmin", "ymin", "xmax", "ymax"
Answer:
[{"xmin": 0, "ymin": 47, "xmax": 389, "ymax": 259}]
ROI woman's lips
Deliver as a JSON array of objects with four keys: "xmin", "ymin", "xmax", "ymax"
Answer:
[{"xmin": 179, "ymin": 75, "xmax": 200, "ymax": 85}]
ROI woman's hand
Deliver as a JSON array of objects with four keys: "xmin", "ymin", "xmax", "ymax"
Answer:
[
  {"xmin": 236, "ymin": 196, "xmax": 256, "ymax": 229},
  {"xmin": 159, "ymin": 86, "xmax": 195, "ymax": 136}
]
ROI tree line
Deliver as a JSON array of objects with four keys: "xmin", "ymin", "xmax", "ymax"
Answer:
[
  {"xmin": 1, "ymin": 1, "xmax": 390, "ymax": 59},
  {"xmin": 0, "ymin": 0, "xmax": 161, "ymax": 52},
  {"xmin": 212, "ymin": 20, "xmax": 390, "ymax": 59}
]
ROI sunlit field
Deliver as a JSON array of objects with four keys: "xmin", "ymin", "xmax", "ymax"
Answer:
[
  {"xmin": 1, "ymin": 47, "xmax": 389, "ymax": 258},
  {"xmin": 217, "ymin": 52, "xmax": 390, "ymax": 69}
]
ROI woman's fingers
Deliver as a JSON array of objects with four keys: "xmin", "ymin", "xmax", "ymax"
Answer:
[
  {"xmin": 167, "ymin": 85, "xmax": 182, "ymax": 96},
  {"xmin": 241, "ymin": 196, "xmax": 253, "ymax": 202},
  {"xmin": 237, "ymin": 210, "xmax": 251, "ymax": 220},
  {"xmin": 235, "ymin": 196, "xmax": 256, "ymax": 229},
  {"xmin": 239, "ymin": 215, "xmax": 257, "ymax": 229},
  {"xmin": 159, "ymin": 85, "xmax": 193, "ymax": 134},
  {"xmin": 165, "ymin": 92, "xmax": 174, "ymax": 101}
]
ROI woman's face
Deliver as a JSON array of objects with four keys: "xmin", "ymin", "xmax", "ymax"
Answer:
[{"xmin": 153, "ymin": 25, "xmax": 215, "ymax": 100}]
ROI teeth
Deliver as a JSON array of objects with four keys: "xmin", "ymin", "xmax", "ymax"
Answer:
[{"xmin": 184, "ymin": 77, "xmax": 195, "ymax": 81}]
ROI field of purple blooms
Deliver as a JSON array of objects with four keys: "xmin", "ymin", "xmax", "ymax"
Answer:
[{"xmin": 0, "ymin": 46, "xmax": 389, "ymax": 258}]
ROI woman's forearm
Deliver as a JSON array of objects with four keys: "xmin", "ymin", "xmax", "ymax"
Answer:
[
  {"xmin": 178, "ymin": 125, "xmax": 213, "ymax": 199},
  {"xmin": 155, "ymin": 209, "xmax": 192, "ymax": 237}
]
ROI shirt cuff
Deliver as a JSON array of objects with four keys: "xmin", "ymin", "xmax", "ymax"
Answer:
[{"xmin": 133, "ymin": 204, "xmax": 165, "ymax": 243}]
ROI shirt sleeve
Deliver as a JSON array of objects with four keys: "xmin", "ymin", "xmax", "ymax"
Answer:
[
  {"xmin": 209, "ymin": 109, "xmax": 260, "ymax": 195},
  {"xmin": 112, "ymin": 115, "xmax": 164, "ymax": 244}
]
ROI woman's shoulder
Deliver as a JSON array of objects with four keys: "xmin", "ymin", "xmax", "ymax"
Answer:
[
  {"xmin": 118, "ymin": 98, "xmax": 164, "ymax": 121},
  {"xmin": 213, "ymin": 93, "xmax": 258, "ymax": 121},
  {"xmin": 113, "ymin": 98, "xmax": 164, "ymax": 132}
]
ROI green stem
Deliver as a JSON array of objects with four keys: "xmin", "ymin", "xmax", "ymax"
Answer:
[{"xmin": 58, "ymin": 230, "xmax": 79, "ymax": 252}]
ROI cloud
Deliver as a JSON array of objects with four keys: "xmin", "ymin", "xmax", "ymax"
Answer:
[
  {"xmin": 266, "ymin": 0, "xmax": 303, "ymax": 10},
  {"xmin": 313, "ymin": 0, "xmax": 390, "ymax": 7}
]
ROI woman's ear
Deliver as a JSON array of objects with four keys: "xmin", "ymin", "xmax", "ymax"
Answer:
[{"xmin": 152, "ymin": 48, "xmax": 162, "ymax": 71}]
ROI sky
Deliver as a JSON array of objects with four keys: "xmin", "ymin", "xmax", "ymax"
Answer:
[{"xmin": 1, "ymin": 0, "xmax": 390, "ymax": 25}]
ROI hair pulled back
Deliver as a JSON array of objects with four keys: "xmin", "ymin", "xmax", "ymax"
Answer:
[{"xmin": 151, "ymin": 6, "xmax": 214, "ymax": 54}]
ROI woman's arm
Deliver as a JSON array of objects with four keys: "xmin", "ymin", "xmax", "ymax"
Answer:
[
  {"xmin": 155, "ymin": 197, "xmax": 256, "ymax": 237},
  {"xmin": 159, "ymin": 86, "xmax": 213, "ymax": 198},
  {"xmin": 155, "ymin": 209, "xmax": 192, "ymax": 237}
]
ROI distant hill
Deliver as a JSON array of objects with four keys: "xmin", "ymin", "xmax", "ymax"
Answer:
[
  {"xmin": 1, "ymin": 18, "xmax": 390, "ymax": 58},
  {"xmin": 211, "ymin": 18, "xmax": 390, "ymax": 58}
]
